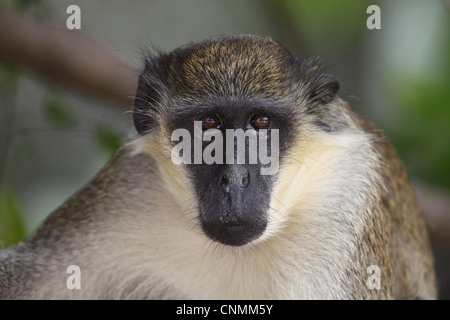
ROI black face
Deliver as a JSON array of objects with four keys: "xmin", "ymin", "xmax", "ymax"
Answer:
[
  {"xmin": 169, "ymin": 99, "xmax": 294, "ymax": 246},
  {"xmin": 133, "ymin": 35, "xmax": 340, "ymax": 246}
]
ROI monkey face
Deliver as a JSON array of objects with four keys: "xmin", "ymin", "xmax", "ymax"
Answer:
[
  {"xmin": 167, "ymin": 100, "xmax": 294, "ymax": 246},
  {"xmin": 133, "ymin": 35, "xmax": 340, "ymax": 247}
]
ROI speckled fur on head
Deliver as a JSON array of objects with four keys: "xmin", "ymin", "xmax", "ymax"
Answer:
[
  {"xmin": 134, "ymin": 34, "xmax": 338, "ymax": 134},
  {"xmin": 160, "ymin": 35, "xmax": 299, "ymax": 98}
]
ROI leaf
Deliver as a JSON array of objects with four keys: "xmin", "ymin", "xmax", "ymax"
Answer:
[
  {"xmin": 389, "ymin": 78, "xmax": 450, "ymax": 189},
  {"xmin": 42, "ymin": 97, "xmax": 75, "ymax": 126},
  {"xmin": 0, "ymin": 187, "xmax": 27, "ymax": 248},
  {"xmin": 96, "ymin": 125, "xmax": 122, "ymax": 157},
  {"xmin": 0, "ymin": 59, "xmax": 19, "ymax": 88}
]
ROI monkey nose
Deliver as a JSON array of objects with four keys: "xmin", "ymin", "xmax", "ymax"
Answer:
[{"xmin": 220, "ymin": 166, "xmax": 250, "ymax": 191}]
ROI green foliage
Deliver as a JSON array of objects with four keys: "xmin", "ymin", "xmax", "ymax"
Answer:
[
  {"xmin": 96, "ymin": 125, "xmax": 123, "ymax": 157},
  {"xmin": 0, "ymin": 187, "xmax": 26, "ymax": 248},
  {"xmin": 0, "ymin": 60, "xmax": 19, "ymax": 88},
  {"xmin": 385, "ymin": 33, "xmax": 450, "ymax": 189},
  {"xmin": 42, "ymin": 97, "xmax": 76, "ymax": 126},
  {"xmin": 275, "ymin": 0, "xmax": 373, "ymax": 49},
  {"xmin": 14, "ymin": 0, "xmax": 44, "ymax": 8},
  {"xmin": 0, "ymin": 0, "xmax": 45, "ymax": 12},
  {"xmin": 0, "ymin": 58, "xmax": 22, "ymax": 248},
  {"xmin": 390, "ymin": 77, "xmax": 450, "ymax": 189}
]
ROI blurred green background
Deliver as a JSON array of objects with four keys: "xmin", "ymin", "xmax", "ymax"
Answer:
[{"xmin": 1, "ymin": 0, "xmax": 449, "ymax": 298}]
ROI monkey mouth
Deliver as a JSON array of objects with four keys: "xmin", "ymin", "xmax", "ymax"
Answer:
[{"xmin": 199, "ymin": 212, "xmax": 267, "ymax": 247}]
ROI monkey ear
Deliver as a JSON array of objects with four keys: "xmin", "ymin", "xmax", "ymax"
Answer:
[
  {"xmin": 133, "ymin": 63, "xmax": 161, "ymax": 135},
  {"xmin": 309, "ymin": 74, "xmax": 340, "ymax": 104},
  {"xmin": 133, "ymin": 83, "xmax": 157, "ymax": 135}
]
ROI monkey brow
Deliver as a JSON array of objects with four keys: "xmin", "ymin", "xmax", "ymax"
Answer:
[{"xmin": 172, "ymin": 96, "xmax": 291, "ymax": 115}]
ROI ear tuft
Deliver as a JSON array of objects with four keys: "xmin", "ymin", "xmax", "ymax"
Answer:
[
  {"xmin": 310, "ymin": 74, "xmax": 340, "ymax": 104},
  {"xmin": 133, "ymin": 83, "xmax": 158, "ymax": 134},
  {"xmin": 133, "ymin": 60, "xmax": 161, "ymax": 135}
]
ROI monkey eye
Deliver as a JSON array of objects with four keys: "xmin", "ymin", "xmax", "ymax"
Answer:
[
  {"xmin": 202, "ymin": 114, "xmax": 221, "ymax": 130},
  {"xmin": 247, "ymin": 114, "xmax": 271, "ymax": 130}
]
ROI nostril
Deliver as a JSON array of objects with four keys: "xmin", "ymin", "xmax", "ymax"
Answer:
[
  {"xmin": 240, "ymin": 172, "xmax": 250, "ymax": 188},
  {"xmin": 220, "ymin": 175, "xmax": 230, "ymax": 191}
]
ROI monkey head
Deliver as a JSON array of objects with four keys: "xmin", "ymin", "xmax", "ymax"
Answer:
[{"xmin": 132, "ymin": 35, "xmax": 340, "ymax": 247}]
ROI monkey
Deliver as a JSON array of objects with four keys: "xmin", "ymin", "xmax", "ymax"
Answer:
[{"xmin": 0, "ymin": 34, "xmax": 437, "ymax": 299}]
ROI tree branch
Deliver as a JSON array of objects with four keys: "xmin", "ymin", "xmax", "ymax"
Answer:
[{"xmin": 0, "ymin": 11, "xmax": 138, "ymax": 111}]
